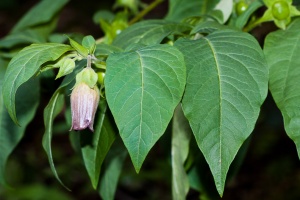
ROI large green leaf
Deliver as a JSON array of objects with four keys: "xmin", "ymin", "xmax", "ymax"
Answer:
[
  {"xmin": 2, "ymin": 43, "xmax": 73, "ymax": 124},
  {"xmin": 80, "ymin": 100, "xmax": 116, "ymax": 189},
  {"xmin": 175, "ymin": 30, "xmax": 268, "ymax": 195},
  {"xmin": 0, "ymin": 65, "xmax": 40, "ymax": 186},
  {"xmin": 42, "ymin": 90, "xmax": 66, "ymax": 189},
  {"xmin": 165, "ymin": 0, "xmax": 219, "ymax": 21},
  {"xmin": 105, "ymin": 44, "xmax": 186, "ymax": 172},
  {"xmin": 11, "ymin": 0, "xmax": 69, "ymax": 33},
  {"xmin": 171, "ymin": 105, "xmax": 191, "ymax": 200},
  {"xmin": 264, "ymin": 18, "xmax": 300, "ymax": 158},
  {"xmin": 112, "ymin": 20, "xmax": 191, "ymax": 49}
]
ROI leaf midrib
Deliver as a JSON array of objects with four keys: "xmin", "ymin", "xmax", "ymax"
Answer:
[
  {"xmin": 136, "ymin": 50, "xmax": 144, "ymax": 170},
  {"xmin": 204, "ymin": 37, "xmax": 223, "ymax": 182}
]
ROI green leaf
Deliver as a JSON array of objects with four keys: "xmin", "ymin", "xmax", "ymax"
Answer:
[
  {"xmin": 41, "ymin": 61, "xmax": 84, "ymax": 189},
  {"xmin": 105, "ymin": 44, "xmax": 186, "ymax": 172},
  {"xmin": 94, "ymin": 43, "xmax": 123, "ymax": 57},
  {"xmin": 80, "ymin": 100, "xmax": 116, "ymax": 189},
  {"xmin": 213, "ymin": 0, "xmax": 233, "ymax": 23},
  {"xmin": 165, "ymin": 0, "xmax": 219, "ymax": 21},
  {"xmin": 0, "ymin": 64, "xmax": 40, "ymax": 186},
  {"xmin": 264, "ymin": 18, "xmax": 300, "ymax": 159},
  {"xmin": 191, "ymin": 21, "xmax": 232, "ymax": 35},
  {"xmin": 2, "ymin": 43, "xmax": 73, "ymax": 124},
  {"xmin": 175, "ymin": 30, "xmax": 268, "ymax": 195},
  {"xmin": 11, "ymin": 0, "xmax": 69, "ymax": 33},
  {"xmin": 98, "ymin": 139, "xmax": 127, "ymax": 200},
  {"xmin": 112, "ymin": 20, "xmax": 192, "ymax": 49},
  {"xmin": 171, "ymin": 105, "xmax": 191, "ymax": 200},
  {"xmin": 67, "ymin": 37, "xmax": 89, "ymax": 57},
  {"xmin": 0, "ymin": 29, "xmax": 46, "ymax": 49},
  {"xmin": 42, "ymin": 90, "xmax": 67, "ymax": 189},
  {"xmin": 82, "ymin": 35, "xmax": 96, "ymax": 54},
  {"xmin": 93, "ymin": 10, "xmax": 115, "ymax": 24}
]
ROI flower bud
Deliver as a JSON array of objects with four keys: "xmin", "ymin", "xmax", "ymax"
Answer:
[{"xmin": 70, "ymin": 82, "xmax": 100, "ymax": 131}]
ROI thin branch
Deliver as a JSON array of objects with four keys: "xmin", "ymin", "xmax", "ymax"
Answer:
[{"xmin": 129, "ymin": 0, "xmax": 164, "ymax": 25}]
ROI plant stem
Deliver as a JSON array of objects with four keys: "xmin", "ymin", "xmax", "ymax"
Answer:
[
  {"xmin": 243, "ymin": 18, "xmax": 263, "ymax": 32},
  {"xmin": 129, "ymin": 0, "xmax": 164, "ymax": 25},
  {"xmin": 87, "ymin": 55, "xmax": 92, "ymax": 68}
]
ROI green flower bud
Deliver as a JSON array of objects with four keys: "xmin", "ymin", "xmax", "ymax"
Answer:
[{"xmin": 70, "ymin": 82, "xmax": 100, "ymax": 131}]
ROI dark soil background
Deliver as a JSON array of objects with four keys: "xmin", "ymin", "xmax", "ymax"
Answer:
[{"xmin": 1, "ymin": 0, "xmax": 300, "ymax": 200}]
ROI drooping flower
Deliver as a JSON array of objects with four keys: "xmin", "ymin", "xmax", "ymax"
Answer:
[{"xmin": 70, "ymin": 82, "xmax": 100, "ymax": 131}]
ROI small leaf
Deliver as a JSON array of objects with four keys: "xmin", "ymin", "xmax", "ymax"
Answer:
[
  {"xmin": 264, "ymin": 18, "xmax": 300, "ymax": 159},
  {"xmin": 67, "ymin": 37, "xmax": 88, "ymax": 57},
  {"xmin": 171, "ymin": 105, "xmax": 191, "ymax": 200},
  {"xmin": 2, "ymin": 43, "xmax": 72, "ymax": 124},
  {"xmin": 105, "ymin": 44, "xmax": 186, "ymax": 171},
  {"xmin": 82, "ymin": 35, "xmax": 96, "ymax": 54},
  {"xmin": 175, "ymin": 30, "xmax": 268, "ymax": 195},
  {"xmin": 12, "ymin": 0, "xmax": 69, "ymax": 33},
  {"xmin": 80, "ymin": 100, "xmax": 116, "ymax": 189},
  {"xmin": 112, "ymin": 20, "xmax": 192, "ymax": 49}
]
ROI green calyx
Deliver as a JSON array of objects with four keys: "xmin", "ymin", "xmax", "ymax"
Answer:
[
  {"xmin": 257, "ymin": 0, "xmax": 300, "ymax": 29},
  {"xmin": 76, "ymin": 67, "xmax": 98, "ymax": 88}
]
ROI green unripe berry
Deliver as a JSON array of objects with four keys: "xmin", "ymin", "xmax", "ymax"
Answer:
[
  {"xmin": 272, "ymin": 1, "xmax": 290, "ymax": 20},
  {"xmin": 236, "ymin": 1, "xmax": 248, "ymax": 16},
  {"xmin": 97, "ymin": 72, "xmax": 105, "ymax": 85}
]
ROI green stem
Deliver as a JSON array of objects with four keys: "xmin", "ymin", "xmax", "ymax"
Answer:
[
  {"xmin": 129, "ymin": 0, "xmax": 164, "ymax": 25},
  {"xmin": 243, "ymin": 18, "xmax": 264, "ymax": 32},
  {"xmin": 87, "ymin": 55, "xmax": 92, "ymax": 68}
]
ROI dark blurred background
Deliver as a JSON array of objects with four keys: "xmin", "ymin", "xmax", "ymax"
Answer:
[{"xmin": 1, "ymin": 0, "xmax": 300, "ymax": 199}]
